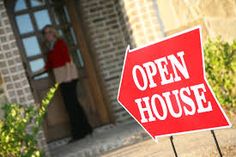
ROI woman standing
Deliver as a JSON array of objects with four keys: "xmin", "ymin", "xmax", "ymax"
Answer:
[{"xmin": 38, "ymin": 25, "xmax": 92, "ymax": 142}]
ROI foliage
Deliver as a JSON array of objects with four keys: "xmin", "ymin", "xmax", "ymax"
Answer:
[
  {"xmin": 0, "ymin": 83, "xmax": 59, "ymax": 157},
  {"xmin": 204, "ymin": 38, "xmax": 236, "ymax": 113}
]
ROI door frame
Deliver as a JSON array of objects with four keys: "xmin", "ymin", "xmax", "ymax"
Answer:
[
  {"xmin": 64, "ymin": 0, "xmax": 114, "ymax": 124},
  {"xmin": 4, "ymin": 0, "xmax": 114, "ymax": 125}
]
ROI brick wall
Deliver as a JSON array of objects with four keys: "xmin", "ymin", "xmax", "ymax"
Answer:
[
  {"xmin": 0, "ymin": 3, "xmax": 34, "ymax": 105},
  {"xmin": 77, "ymin": 0, "xmax": 167, "ymax": 123},
  {"xmin": 0, "ymin": 0, "xmax": 50, "ymax": 156},
  {"xmin": 0, "ymin": 74, "xmax": 7, "ymax": 118},
  {"xmin": 157, "ymin": 0, "xmax": 236, "ymax": 42},
  {"xmin": 120, "ymin": 0, "xmax": 165, "ymax": 47},
  {"xmin": 78, "ymin": 0, "xmax": 133, "ymax": 123}
]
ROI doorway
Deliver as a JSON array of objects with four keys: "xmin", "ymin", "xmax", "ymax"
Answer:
[{"xmin": 5, "ymin": 0, "xmax": 111, "ymax": 142}]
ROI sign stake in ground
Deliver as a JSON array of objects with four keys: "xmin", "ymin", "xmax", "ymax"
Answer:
[
  {"xmin": 211, "ymin": 130, "xmax": 223, "ymax": 157},
  {"xmin": 170, "ymin": 136, "xmax": 178, "ymax": 157},
  {"xmin": 117, "ymin": 26, "xmax": 231, "ymax": 152}
]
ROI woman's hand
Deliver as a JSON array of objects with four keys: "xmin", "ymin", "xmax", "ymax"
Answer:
[{"xmin": 31, "ymin": 68, "xmax": 46, "ymax": 78}]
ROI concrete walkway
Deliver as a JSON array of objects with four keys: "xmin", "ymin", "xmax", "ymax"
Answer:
[
  {"xmin": 49, "ymin": 117, "xmax": 236, "ymax": 157},
  {"xmin": 49, "ymin": 122, "xmax": 149, "ymax": 157},
  {"xmin": 102, "ymin": 128, "xmax": 236, "ymax": 157},
  {"xmin": 102, "ymin": 122, "xmax": 236, "ymax": 157}
]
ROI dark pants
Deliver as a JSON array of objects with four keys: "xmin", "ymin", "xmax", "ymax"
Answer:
[{"xmin": 60, "ymin": 79, "xmax": 92, "ymax": 139}]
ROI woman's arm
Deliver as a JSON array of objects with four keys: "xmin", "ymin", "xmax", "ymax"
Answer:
[
  {"xmin": 32, "ymin": 58, "xmax": 50, "ymax": 78},
  {"xmin": 31, "ymin": 68, "xmax": 46, "ymax": 78}
]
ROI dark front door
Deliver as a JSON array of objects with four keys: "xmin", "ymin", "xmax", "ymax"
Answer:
[{"xmin": 6, "ymin": 0, "xmax": 111, "ymax": 142}]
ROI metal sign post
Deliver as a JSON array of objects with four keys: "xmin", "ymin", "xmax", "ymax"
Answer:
[
  {"xmin": 170, "ymin": 136, "xmax": 178, "ymax": 157},
  {"xmin": 211, "ymin": 130, "xmax": 223, "ymax": 157},
  {"xmin": 169, "ymin": 131, "xmax": 223, "ymax": 157}
]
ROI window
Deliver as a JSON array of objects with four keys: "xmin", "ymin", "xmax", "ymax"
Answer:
[
  {"xmin": 16, "ymin": 14, "xmax": 34, "ymax": 34},
  {"xmin": 13, "ymin": 0, "xmax": 84, "ymax": 80}
]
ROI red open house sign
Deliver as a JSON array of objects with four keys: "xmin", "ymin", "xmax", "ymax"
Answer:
[{"xmin": 117, "ymin": 27, "xmax": 231, "ymax": 140}]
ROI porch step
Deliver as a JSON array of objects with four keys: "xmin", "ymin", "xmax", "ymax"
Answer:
[{"xmin": 49, "ymin": 123, "xmax": 149, "ymax": 157}]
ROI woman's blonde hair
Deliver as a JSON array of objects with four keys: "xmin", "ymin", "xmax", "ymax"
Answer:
[
  {"xmin": 42, "ymin": 25, "xmax": 60, "ymax": 49},
  {"xmin": 42, "ymin": 24, "xmax": 59, "ymax": 39}
]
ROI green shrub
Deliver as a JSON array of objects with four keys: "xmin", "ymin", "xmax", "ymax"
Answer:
[
  {"xmin": 0, "ymin": 83, "xmax": 59, "ymax": 157},
  {"xmin": 204, "ymin": 38, "xmax": 236, "ymax": 113}
]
